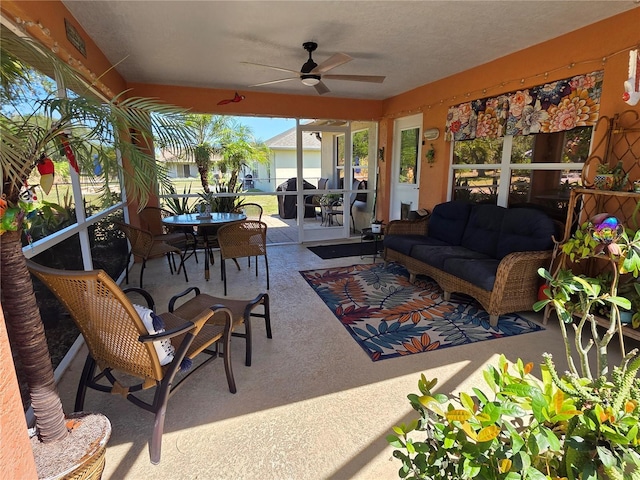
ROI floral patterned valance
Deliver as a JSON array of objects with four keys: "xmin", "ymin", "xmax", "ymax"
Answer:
[{"xmin": 445, "ymin": 70, "xmax": 604, "ymax": 141}]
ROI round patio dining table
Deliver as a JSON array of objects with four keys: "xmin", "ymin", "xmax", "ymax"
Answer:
[{"xmin": 162, "ymin": 212, "xmax": 246, "ymax": 280}]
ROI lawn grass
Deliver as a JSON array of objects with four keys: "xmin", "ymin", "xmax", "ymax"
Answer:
[{"xmin": 37, "ymin": 179, "xmax": 284, "ymax": 216}]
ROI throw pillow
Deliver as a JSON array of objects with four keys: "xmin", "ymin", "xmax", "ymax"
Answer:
[{"xmin": 133, "ymin": 304, "xmax": 175, "ymax": 366}]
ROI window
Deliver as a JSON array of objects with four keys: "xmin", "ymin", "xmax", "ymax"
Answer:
[
  {"xmin": 399, "ymin": 127, "xmax": 420, "ymax": 184},
  {"xmin": 335, "ymin": 130, "xmax": 370, "ymax": 184},
  {"xmin": 451, "ymin": 127, "xmax": 591, "ymax": 219},
  {"xmin": 352, "ymin": 129, "xmax": 369, "ymax": 182}
]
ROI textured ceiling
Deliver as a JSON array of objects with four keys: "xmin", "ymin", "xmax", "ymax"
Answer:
[{"xmin": 61, "ymin": 1, "xmax": 638, "ymax": 100}]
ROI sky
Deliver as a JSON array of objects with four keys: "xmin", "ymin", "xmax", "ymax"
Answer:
[{"xmin": 230, "ymin": 116, "xmax": 296, "ymax": 142}]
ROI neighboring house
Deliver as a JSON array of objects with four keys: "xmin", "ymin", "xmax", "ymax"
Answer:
[
  {"xmin": 157, "ymin": 128, "xmax": 321, "ymax": 192},
  {"xmin": 260, "ymin": 127, "xmax": 322, "ymax": 192},
  {"xmin": 157, "ymin": 149, "xmax": 200, "ymax": 180}
]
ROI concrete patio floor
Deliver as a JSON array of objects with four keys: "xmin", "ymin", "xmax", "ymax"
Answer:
[{"xmin": 52, "ymin": 242, "xmax": 635, "ymax": 479}]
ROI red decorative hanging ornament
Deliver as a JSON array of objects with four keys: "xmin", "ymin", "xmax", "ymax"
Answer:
[
  {"xmin": 37, "ymin": 154, "xmax": 55, "ymax": 194},
  {"xmin": 59, "ymin": 132, "xmax": 80, "ymax": 174},
  {"xmin": 217, "ymin": 92, "xmax": 245, "ymax": 105},
  {"xmin": 0, "ymin": 194, "xmax": 7, "ymax": 219}
]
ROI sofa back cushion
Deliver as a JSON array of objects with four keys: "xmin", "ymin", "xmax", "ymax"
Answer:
[
  {"xmin": 428, "ymin": 201, "xmax": 472, "ymax": 245},
  {"xmin": 461, "ymin": 204, "xmax": 506, "ymax": 258},
  {"xmin": 496, "ymin": 207, "xmax": 555, "ymax": 259}
]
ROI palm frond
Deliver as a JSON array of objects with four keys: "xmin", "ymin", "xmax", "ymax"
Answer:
[{"xmin": 1, "ymin": 32, "xmax": 194, "ymax": 207}]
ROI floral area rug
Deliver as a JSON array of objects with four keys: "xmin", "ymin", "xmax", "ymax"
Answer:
[{"xmin": 299, "ymin": 263, "xmax": 544, "ymax": 361}]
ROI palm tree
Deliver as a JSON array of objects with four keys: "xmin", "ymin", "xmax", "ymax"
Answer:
[
  {"xmin": 184, "ymin": 114, "xmax": 229, "ymax": 192},
  {"xmin": 1, "ymin": 29, "xmax": 193, "ymax": 454},
  {"xmin": 217, "ymin": 120, "xmax": 270, "ymax": 192}
]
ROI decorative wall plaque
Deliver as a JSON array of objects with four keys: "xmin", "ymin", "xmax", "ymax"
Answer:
[{"xmin": 64, "ymin": 19, "xmax": 86, "ymax": 57}]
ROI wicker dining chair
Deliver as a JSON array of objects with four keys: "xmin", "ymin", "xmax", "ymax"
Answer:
[
  {"xmin": 27, "ymin": 260, "xmax": 237, "ymax": 465},
  {"xmin": 239, "ymin": 202, "xmax": 263, "ymax": 221},
  {"xmin": 217, "ymin": 220, "xmax": 269, "ymax": 296},
  {"xmin": 116, "ymin": 221, "xmax": 188, "ymax": 288},
  {"xmin": 237, "ymin": 203, "xmax": 263, "ymax": 267},
  {"xmin": 139, "ymin": 206, "xmax": 198, "ymax": 264}
]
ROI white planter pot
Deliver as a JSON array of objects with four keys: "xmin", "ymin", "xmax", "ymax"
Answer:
[{"xmin": 371, "ymin": 224, "xmax": 382, "ymax": 234}]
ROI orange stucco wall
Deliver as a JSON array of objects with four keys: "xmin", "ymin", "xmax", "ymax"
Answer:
[{"xmin": 0, "ymin": 304, "xmax": 38, "ymax": 479}]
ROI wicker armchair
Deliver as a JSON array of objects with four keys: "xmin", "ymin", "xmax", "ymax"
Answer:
[
  {"xmin": 116, "ymin": 221, "xmax": 188, "ymax": 288},
  {"xmin": 217, "ymin": 220, "xmax": 269, "ymax": 296},
  {"xmin": 27, "ymin": 261, "xmax": 237, "ymax": 464}
]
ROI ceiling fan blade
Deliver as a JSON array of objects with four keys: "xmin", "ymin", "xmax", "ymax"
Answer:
[
  {"xmin": 323, "ymin": 74, "xmax": 385, "ymax": 83},
  {"xmin": 249, "ymin": 77, "xmax": 298, "ymax": 87},
  {"xmin": 241, "ymin": 61, "xmax": 301, "ymax": 75},
  {"xmin": 311, "ymin": 53, "xmax": 352, "ymax": 74},
  {"xmin": 314, "ymin": 81, "xmax": 330, "ymax": 95}
]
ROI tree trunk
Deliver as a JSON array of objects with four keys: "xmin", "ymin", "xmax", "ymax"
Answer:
[{"xmin": 0, "ymin": 230, "xmax": 67, "ymax": 442}]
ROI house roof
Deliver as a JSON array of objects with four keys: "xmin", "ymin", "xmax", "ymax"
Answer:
[{"xmin": 265, "ymin": 127, "xmax": 321, "ymax": 150}]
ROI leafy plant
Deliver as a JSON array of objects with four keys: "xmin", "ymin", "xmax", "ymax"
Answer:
[
  {"xmin": 388, "ymin": 214, "xmax": 640, "ymax": 479},
  {"xmin": 197, "ymin": 181, "xmax": 244, "ymax": 213},
  {"xmin": 162, "ymin": 182, "xmax": 195, "ymax": 215},
  {"xmin": 320, "ymin": 193, "xmax": 341, "ymax": 206}
]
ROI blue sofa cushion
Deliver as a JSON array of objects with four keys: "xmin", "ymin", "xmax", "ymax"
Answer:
[
  {"xmin": 383, "ymin": 235, "xmax": 446, "ymax": 256},
  {"xmin": 443, "ymin": 257, "xmax": 500, "ymax": 291},
  {"xmin": 496, "ymin": 208, "xmax": 556, "ymax": 259},
  {"xmin": 461, "ymin": 204, "xmax": 506, "ymax": 258},
  {"xmin": 411, "ymin": 245, "xmax": 491, "ymax": 270},
  {"xmin": 428, "ymin": 201, "xmax": 472, "ymax": 246}
]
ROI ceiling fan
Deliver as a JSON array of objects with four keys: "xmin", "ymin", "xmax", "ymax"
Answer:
[{"xmin": 243, "ymin": 42, "xmax": 385, "ymax": 95}]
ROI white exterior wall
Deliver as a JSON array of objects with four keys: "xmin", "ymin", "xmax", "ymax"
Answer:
[{"xmin": 250, "ymin": 148, "xmax": 321, "ymax": 192}]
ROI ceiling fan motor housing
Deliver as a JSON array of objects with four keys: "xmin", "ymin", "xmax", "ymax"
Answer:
[{"xmin": 301, "ymin": 42, "xmax": 320, "ymax": 85}]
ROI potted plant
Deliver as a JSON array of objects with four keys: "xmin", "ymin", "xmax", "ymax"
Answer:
[
  {"xmin": 371, "ymin": 219, "xmax": 384, "ymax": 234},
  {"xmin": 425, "ymin": 144, "xmax": 435, "ymax": 166},
  {"xmin": 617, "ymin": 279, "xmax": 640, "ymax": 327},
  {"xmin": 387, "ymin": 214, "xmax": 640, "ymax": 479},
  {"xmin": 1, "ymin": 33, "xmax": 193, "ymax": 477},
  {"xmin": 594, "ymin": 161, "xmax": 629, "ymax": 191},
  {"xmin": 320, "ymin": 193, "xmax": 341, "ymax": 207}
]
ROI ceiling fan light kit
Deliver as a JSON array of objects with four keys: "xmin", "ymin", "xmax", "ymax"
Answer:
[
  {"xmin": 244, "ymin": 41, "xmax": 385, "ymax": 95},
  {"xmin": 301, "ymin": 75, "xmax": 320, "ymax": 86}
]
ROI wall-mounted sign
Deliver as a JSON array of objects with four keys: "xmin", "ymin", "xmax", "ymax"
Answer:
[{"xmin": 64, "ymin": 19, "xmax": 86, "ymax": 57}]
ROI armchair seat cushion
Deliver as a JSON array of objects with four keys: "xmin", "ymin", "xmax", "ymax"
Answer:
[
  {"xmin": 460, "ymin": 204, "xmax": 505, "ymax": 258},
  {"xmin": 428, "ymin": 201, "xmax": 472, "ymax": 245},
  {"xmin": 497, "ymin": 208, "xmax": 558, "ymax": 259},
  {"xmin": 412, "ymin": 245, "xmax": 491, "ymax": 270},
  {"xmin": 443, "ymin": 257, "xmax": 500, "ymax": 291},
  {"xmin": 383, "ymin": 235, "xmax": 446, "ymax": 256}
]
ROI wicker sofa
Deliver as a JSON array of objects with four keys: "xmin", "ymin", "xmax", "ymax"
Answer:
[{"xmin": 383, "ymin": 201, "xmax": 556, "ymax": 326}]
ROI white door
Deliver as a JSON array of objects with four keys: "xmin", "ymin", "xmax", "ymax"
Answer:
[
  {"xmin": 391, "ymin": 114, "xmax": 422, "ymax": 219},
  {"xmin": 297, "ymin": 120, "xmax": 351, "ymax": 242}
]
